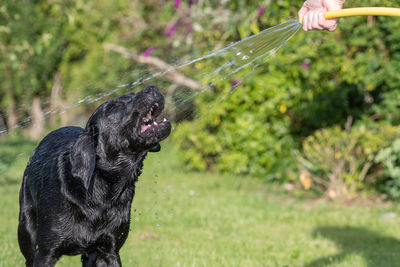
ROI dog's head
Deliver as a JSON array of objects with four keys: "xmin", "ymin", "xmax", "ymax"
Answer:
[
  {"xmin": 89, "ymin": 85, "xmax": 171, "ymax": 152},
  {"xmin": 70, "ymin": 85, "xmax": 171, "ymax": 189}
]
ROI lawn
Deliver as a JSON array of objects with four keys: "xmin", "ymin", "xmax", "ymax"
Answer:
[{"xmin": 1, "ymin": 138, "xmax": 400, "ymax": 266}]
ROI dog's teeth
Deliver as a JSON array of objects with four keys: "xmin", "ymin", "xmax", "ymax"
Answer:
[{"xmin": 153, "ymin": 121, "xmax": 157, "ymax": 125}]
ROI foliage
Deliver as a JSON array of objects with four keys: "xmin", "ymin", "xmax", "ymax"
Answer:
[
  {"xmin": 371, "ymin": 89, "xmax": 400, "ymax": 125},
  {"xmin": 174, "ymin": 65, "xmax": 299, "ymax": 181},
  {"xmin": 174, "ymin": 0, "xmax": 400, "ymax": 185},
  {"xmin": 0, "ymin": 0, "xmax": 73, "ymax": 101},
  {"xmin": 375, "ymin": 134, "xmax": 400, "ymax": 199},
  {"xmin": 298, "ymin": 123, "xmax": 398, "ymax": 199},
  {"xmin": 0, "ymin": 0, "xmax": 296, "ymax": 127}
]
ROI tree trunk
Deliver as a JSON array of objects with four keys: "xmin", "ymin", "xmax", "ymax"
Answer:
[
  {"xmin": 29, "ymin": 96, "xmax": 44, "ymax": 140},
  {"xmin": 5, "ymin": 68, "xmax": 17, "ymax": 132},
  {"xmin": 0, "ymin": 109, "xmax": 7, "ymax": 137},
  {"xmin": 49, "ymin": 72, "xmax": 67, "ymax": 126}
]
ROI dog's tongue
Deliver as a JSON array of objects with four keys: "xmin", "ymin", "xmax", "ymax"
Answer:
[
  {"xmin": 141, "ymin": 125, "xmax": 151, "ymax": 133},
  {"xmin": 141, "ymin": 119, "xmax": 167, "ymax": 133}
]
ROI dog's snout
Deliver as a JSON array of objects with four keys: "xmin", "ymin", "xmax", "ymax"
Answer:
[
  {"xmin": 144, "ymin": 85, "xmax": 160, "ymax": 98},
  {"xmin": 137, "ymin": 85, "xmax": 165, "ymax": 110}
]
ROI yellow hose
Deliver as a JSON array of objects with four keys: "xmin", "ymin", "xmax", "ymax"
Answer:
[{"xmin": 299, "ymin": 7, "xmax": 400, "ymax": 24}]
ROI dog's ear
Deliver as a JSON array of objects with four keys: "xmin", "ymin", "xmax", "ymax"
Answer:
[{"xmin": 70, "ymin": 132, "xmax": 96, "ymax": 190}]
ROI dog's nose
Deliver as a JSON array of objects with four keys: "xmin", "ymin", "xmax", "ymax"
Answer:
[{"xmin": 144, "ymin": 85, "xmax": 160, "ymax": 98}]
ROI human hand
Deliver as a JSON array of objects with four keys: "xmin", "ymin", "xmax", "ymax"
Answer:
[{"xmin": 298, "ymin": 0, "xmax": 345, "ymax": 31}]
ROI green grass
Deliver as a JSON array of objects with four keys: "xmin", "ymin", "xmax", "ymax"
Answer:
[
  {"xmin": 1, "ymin": 139, "xmax": 400, "ymax": 266},
  {"xmin": 0, "ymin": 134, "xmax": 37, "ymax": 185}
]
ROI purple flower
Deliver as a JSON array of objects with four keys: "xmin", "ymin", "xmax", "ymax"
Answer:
[
  {"xmin": 257, "ymin": 6, "xmax": 266, "ymax": 17},
  {"xmin": 143, "ymin": 47, "xmax": 155, "ymax": 57},
  {"xmin": 166, "ymin": 22, "xmax": 178, "ymax": 36},
  {"xmin": 301, "ymin": 61, "xmax": 310, "ymax": 69},
  {"xmin": 231, "ymin": 80, "xmax": 241, "ymax": 88},
  {"xmin": 175, "ymin": 0, "xmax": 182, "ymax": 10}
]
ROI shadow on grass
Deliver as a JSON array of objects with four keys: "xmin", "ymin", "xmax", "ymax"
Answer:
[{"xmin": 307, "ymin": 226, "xmax": 400, "ymax": 266}]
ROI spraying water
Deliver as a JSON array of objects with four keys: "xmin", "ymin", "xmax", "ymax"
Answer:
[
  {"xmin": 0, "ymin": 20, "xmax": 301, "ymax": 135},
  {"xmin": 214, "ymin": 19, "xmax": 301, "ymax": 74}
]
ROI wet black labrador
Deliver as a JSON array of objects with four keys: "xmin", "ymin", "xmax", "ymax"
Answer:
[{"xmin": 18, "ymin": 85, "xmax": 171, "ymax": 267}]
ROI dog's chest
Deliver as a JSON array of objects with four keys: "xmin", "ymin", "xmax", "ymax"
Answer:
[
  {"xmin": 67, "ymin": 172, "xmax": 137, "ymax": 251},
  {"xmin": 67, "ymin": 200, "xmax": 132, "ymax": 250},
  {"xmin": 86, "ymin": 191, "xmax": 134, "ymax": 229}
]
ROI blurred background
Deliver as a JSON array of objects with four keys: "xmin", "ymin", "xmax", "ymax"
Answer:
[{"xmin": 1, "ymin": 0, "xmax": 400, "ymax": 266}]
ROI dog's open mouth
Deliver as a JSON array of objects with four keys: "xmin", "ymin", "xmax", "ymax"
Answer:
[{"xmin": 140, "ymin": 103, "xmax": 169, "ymax": 134}]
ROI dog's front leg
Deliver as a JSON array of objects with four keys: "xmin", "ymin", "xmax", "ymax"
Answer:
[
  {"xmin": 82, "ymin": 252, "xmax": 122, "ymax": 267},
  {"xmin": 33, "ymin": 250, "xmax": 59, "ymax": 267}
]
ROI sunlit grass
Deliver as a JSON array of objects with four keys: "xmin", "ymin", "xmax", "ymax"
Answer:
[
  {"xmin": 0, "ymin": 134, "xmax": 37, "ymax": 185},
  {"xmin": 1, "ymin": 141, "xmax": 400, "ymax": 266}
]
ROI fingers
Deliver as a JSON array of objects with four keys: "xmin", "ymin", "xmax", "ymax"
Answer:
[
  {"xmin": 298, "ymin": 6, "xmax": 308, "ymax": 22},
  {"xmin": 301, "ymin": 8, "xmax": 338, "ymax": 31},
  {"xmin": 319, "ymin": 13, "xmax": 338, "ymax": 31},
  {"xmin": 311, "ymin": 9, "xmax": 324, "ymax": 30}
]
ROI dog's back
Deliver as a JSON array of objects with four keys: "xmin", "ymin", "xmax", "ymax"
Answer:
[
  {"xmin": 26, "ymin": 126, "xmax": 83, "ymax": 204},
  {"xmin": 18, "ymin": 126, "xmax": 83, "ymax": 266}
]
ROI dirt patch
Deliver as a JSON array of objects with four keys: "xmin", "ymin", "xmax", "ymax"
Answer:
[{"xmin": 137, "ymin": 232, "xmax": 158, "ymax": 241}]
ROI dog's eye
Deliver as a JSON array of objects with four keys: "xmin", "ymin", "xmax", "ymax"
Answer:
[{"xmin": 105, "ymin": 102, "xmax": 125, "ymax": 115}]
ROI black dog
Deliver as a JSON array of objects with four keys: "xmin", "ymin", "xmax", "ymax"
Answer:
[{"xmin": 18, "ymin": 85, "xmax": 171, "ymax": 267}]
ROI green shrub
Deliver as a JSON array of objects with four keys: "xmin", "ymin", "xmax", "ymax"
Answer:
[
  {"xmin": 298, "ymin": 122, "xmax": 397, "ymax": 199},
  {"xmin": 174, "ymin": 66, "xmax": 300, "ymax": 182},
  {"xmin": 375, "ymin": 134, "xmax": 400, "ymax": 199},
  {"xmin": 175, "ymin": 0, "xmax": 400, "ymax": 184},
  {"xmin": 371, "ymin": 90, "xmax": 400, "ymax": 125}
]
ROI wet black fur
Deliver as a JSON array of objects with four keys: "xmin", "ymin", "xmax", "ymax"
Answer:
[{"xmin": 18, "ymin": 86, "xmax": 171, "ymax": 267}]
